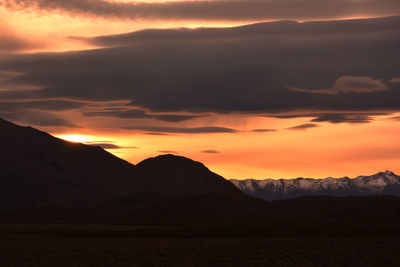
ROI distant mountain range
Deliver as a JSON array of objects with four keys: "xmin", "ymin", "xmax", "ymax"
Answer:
[
  {"xmin": 230, "ymin": 170, "xmax": 400, "ymax": 200},
  {"xmin": 0, "ymin": 117, "xmax": 242, "ymax": 209}
]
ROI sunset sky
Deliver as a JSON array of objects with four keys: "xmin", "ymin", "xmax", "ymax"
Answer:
[{"xmin": 1, "ymin": 0, "xmax": 400, "ymax": 179}]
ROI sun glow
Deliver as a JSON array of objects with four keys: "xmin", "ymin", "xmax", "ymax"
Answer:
[{"xmin": 57, "ymin": 134, "xmax": 95, "ymax": 143}]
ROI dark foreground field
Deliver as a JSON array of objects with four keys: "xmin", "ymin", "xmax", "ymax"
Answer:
[
  {"xmin": 2, "ymin": 195, "xmax": 400, "ymax": 266},
  {"xmin": 1, "ymin": 224, "xmax": 400, "ymax": 267}
]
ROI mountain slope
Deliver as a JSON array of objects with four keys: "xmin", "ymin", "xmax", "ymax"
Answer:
[
  {"xmin": 0, "ymin": 117, "xmax": 242, "ymax": 209},
  {"xmin": 230, "ymin": 170, "xmax": 400, "ymax": 200},
  {"xmin": 134, "ymin": 154, "xmax": 242, "ymax": 195},
  {"xmin": 0, "ymin": 117, "xmax": 135, "ymax": 208}
]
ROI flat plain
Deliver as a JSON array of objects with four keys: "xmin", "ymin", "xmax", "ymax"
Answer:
[{"xmin": 1, "ymin": 223, "xmax": 400, "ymax": 266}]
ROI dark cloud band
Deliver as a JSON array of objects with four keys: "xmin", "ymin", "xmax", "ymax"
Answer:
[
  {"xmin": 0, "ymin": 16, "xmax": 399, "ymax": 129},
  {"xmin": 0, "ymin": 30, "xmax": 42, "ymax": 53},
  {"xmin": 2, "ymin": 0, "xmax": 400, "ymax": 21},
  {"xmin": 287, "ymin": 123, "xmax": 319, "ymax": 130},
  {"xmin": 82, "ymin": 109, "xmax": 202, "ymax": 122},
  {"xmin": 83, "ymin": 141, "xmax": 139, "ymax": 149},
  {"xmin": 0, "ymin": 110, "xmax": 79, "ymax": 128},
  {"xmin": 122, "ymin": 126, "xmax": 238, "ymax": 134},
  {"xmin": 201, "ymin": 150, "xmax": 220, "ymax": 154}
]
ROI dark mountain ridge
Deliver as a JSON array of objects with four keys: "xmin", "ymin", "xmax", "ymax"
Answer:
[
  {"xmin": 0, "ymin": 117, "xmax": 242, "ymax": 209},
  {"xmin": 135, "ymin": 154, "xmax": 240, "ymax": 195}
]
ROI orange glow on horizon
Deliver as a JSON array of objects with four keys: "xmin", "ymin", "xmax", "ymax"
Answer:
[{"xmin": 46, "ymin": 113, "xmax": 400, "ymax": 180}]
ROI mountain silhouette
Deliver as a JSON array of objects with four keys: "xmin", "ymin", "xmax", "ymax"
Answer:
[
  {"xmin": 231, "ymin": 170, "xmax": 400, "ymax": 200},
  {"xmin": 0, "ymin": 117, "xmax": 242, "ymax": 209},
  {"xmin": 134, "ymin": 154, "xmax": 240, "ymax": 195}
]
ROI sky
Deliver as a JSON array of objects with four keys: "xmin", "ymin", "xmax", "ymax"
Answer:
[{"xmin": 0, "ymin": 0, "xmax": 400, "ymax": 179}]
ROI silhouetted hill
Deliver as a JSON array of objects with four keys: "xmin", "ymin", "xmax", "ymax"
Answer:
[
  {"xmin": 0, "ymin": 117, "xmax": 243, "ymax": 209},
  {"xmin": 135, "ymin": 154, "xmax": 242, "ymax": 195}
]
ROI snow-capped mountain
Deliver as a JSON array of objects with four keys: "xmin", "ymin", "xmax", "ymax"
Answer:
[{"xmin": 230, "ymin": 170, "xmax": 400, "ymax": 200}]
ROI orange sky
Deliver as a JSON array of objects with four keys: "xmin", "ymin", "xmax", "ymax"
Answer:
[
  {"xmin": 1, "ymin": 3, "xmax": 400, "ymax": 179},
  {"xmin": 51, "ymin": 112, "xmax": 400, "ymax": 179}
]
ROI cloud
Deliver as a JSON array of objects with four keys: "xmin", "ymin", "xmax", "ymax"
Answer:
[
  {"xmin": 158, "ymin": 150, "xmax": 178, "ymax": 154},
  {"xmin": 92, "ymin": 143, "xmax": 124, "ymax": 149},
  {"xmin": 2, "ymin": 0, "xmax": 400, "ymax": 21},
  {"xmin": 0, "ymin": 35, "xmax": 31, "ymax": 53},
  {"xmin": 201, "ymin": 150, "xmax": 220, "ymax": 153},
  {"xmin": 0, "ymin": 110, "xmax": 79, "ymax": 128},
  {"xmin": 267, "ymin": 112, "xmax": 389, "ymax": 123},
  {"xmin": 389, "ymin": 77, "xmax": 400, "ymax": 83},
  {"xmin": 0, "ymin": 100, "xmax": 85, "ymax": 112},
  {"xmin": 287, "ymin": 123, "xmax": 319, "ymax": 130},
  {"xmin": 0, "ymin": 27, "xmax": 42, "ymax": 53},
  {"xmin": 310, "ymin": 113, "xmax": 374, "ymax": 124},
  {"xmin": 82, "ymin": 109, "xmax": 202, "ymax": 122},
  {"xmin": 123, "ymin": 126, "xmax": 238, "ymax": 134},
  {"xmin": 0, "ymin": 16, "xmax": 400, "ymax": 128},
  {"xmin": 80, "ymin": 16, "xmax": 400, "ymax": 47},
  {"xmin": 252, "ymin": 129, "xmax": 277, "ymax": 132},
  {"xmin": 289, "ymin": 76, "xmax": 389, "ymax": 95},
  {"xmin": 83, "ymin": 141, "xmax": 139, "ymax": 149},
  {"xmin": 145, "ymin": 132, "xmax": 172, "ymax": 136},
  {"xmin": 389, "ymin": 116, "xmax": 400, "ymax": 121}
]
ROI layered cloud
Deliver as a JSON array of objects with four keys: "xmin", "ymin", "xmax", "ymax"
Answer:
[
  {"xmin": 2, "ymin": 0, "xmax": 400, "ymax": 21},
  {"xmin": 83, "ymin": 141, "xmax": 139, "ymax": 149},
  {"xmin": 0, "ymin": 34, "xmax": 31, "ymax": 53},
  {"xmin": 287, "ymin": 123, "xmax": 319, "ymax": 131},
  {"xmin": 0, "ymin": 27, "xmax": 43, "ymax": 53},
  {"xmin": 2, "ymin": 109, "xmax": 79, "ymax": 127},
  {"xmin": 289, "ymin": 76, "xmax": 389, "ymax": 95},
  {"xmin": 82, "ymin": 109, "xmax": 202, "ymax": 122},
  {"xmin": 269, "ymin": 112, "xmax": 389, "ymax": 124},
  {"xmin": 121, "ymin": 126, "xmax": 238, "ymax": 134},
  {"xmin": 252, "ymin": 129, "xmax": 277, "ymax": 133},
  {"xmin": 201, "ymin": 150, "xmax": 220, "ymax": 154},
  {"xmin": 0, "ymin": 99, "xmax": 85, "ymax": 112},
  {"xmin": 310, "ymin": 113, "xmax": 374, "ymax": 124},
  {"xmin": 0, "ymin": 16, "xmax": 399, "ymax": 129}
]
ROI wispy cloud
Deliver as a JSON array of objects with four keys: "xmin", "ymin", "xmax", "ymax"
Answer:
[
  {"xmin": 82, "ymin": 109, "xmax": 203, "ymax": 122},
  {"xmin": 201, "ymin": 149, "xmax": 220, "ymax": 154},
  {"xmin": 83, "ymin": 141, "xmax": 139, "ymax": 149},
  {"xmin": 252, "ymin": 129, "xmax": 277, "ymax": 132},
  {"xmin": 389, "ymin": 116, "xmax": 400, "ymax": 121},
  {"xmin": 311, "ymin": 113, "xmax": 374, "ymax": 124},
  {"xmin": 158, "ymin": 150, "xmax": 178, "ymax": 154},
  {"xmin": 123, "ymin": 126, "xmax": 238, "ymax": 134},
  {"xmin": 1, "ymin": 110, "xmax": 79, "ymax": 128},
  {"xmin": 0, "ymin": 26, "xmax": 44, "ymax": 53},
  {"xmin": 2, "ymin": 0, "xmax": 400, "ymax": 21},
  {"xmin": 289, "ymin": 76, "xmax": 389, "ymax": 95},
  {"xmin": 287, "ymin": 123, "xmax": 319, "ymax": 131}
]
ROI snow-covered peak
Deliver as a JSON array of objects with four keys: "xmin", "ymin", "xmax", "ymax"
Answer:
[
  {"xmin": 230, "ymin": 171, "xmax": 400, "ymax": 200},
  {"xmin": 384, "ymin": 170, "xmax": 395, "ymax": 176}
]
